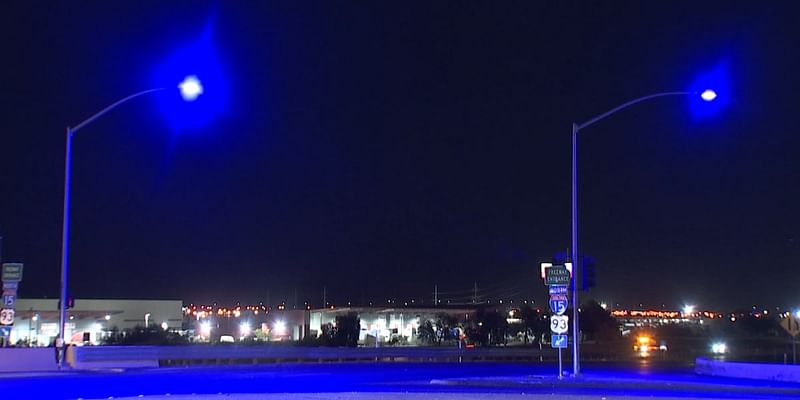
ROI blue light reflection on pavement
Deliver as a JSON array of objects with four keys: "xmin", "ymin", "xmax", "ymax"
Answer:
[{"xmin": 0, "ymin": 362, "xmax": 798, "ymax": 400}]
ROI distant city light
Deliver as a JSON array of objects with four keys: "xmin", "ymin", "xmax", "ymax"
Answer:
[
  {"xmin": 240, "ymin": 322, "xmax": 251, "ymax": 337},
  {"xmin": 104, "ymin": 314, "xmax": 111, "ymax": 321},
  {"xmin": 700, "ymin": 89, "xmax": 717, "ymax": 102},
  {"xmin": 178, "ymin": 75, "xmax": 203, "ymax": 101},
  {"xmin": 711, "ymin": 342, "xmax": 727, "ymax": 354},
  {"xmin": 600, "ymin": 302, "xmax": 608, "ymax": 310},
  {"xmin": 682, "ymin": 305, "xmax": 695, "ymax": 315},
  {"xmin": 200, "ymin": 321, "xmax": 212, "ymax": 336},
  {"xmin": 161, "ymin": 322, "xmax": 169, "ymax": 331},
  {"xmin": 795, "ymin": 310, "xmax": 800, "ymax": 319},
  {"xmin": 274, "ymin": 321, "xmax": 286, "ymax": 335}
]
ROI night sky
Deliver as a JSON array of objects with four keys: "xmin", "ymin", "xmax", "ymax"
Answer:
[{"xmin": 1, "ymin": 2, "xmax": 798, "ymax": 310}]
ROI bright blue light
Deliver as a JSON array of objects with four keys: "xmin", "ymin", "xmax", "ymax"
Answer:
[
  {"xmin": 153, "ymin": 23, "xmax": 229, "ymax": 131},
  {"xmin": 179, "ymin": 75, "xmax": 204, "ymax": 102},
  {"xmin": 688, "ymin": 62, "xmax": 729, "ymax": 119},
  {"xmin": 700, "ymin": 89, "xmax": 717, "ymax": 102}
]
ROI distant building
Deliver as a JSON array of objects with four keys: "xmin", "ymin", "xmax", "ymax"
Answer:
[
  {"xmin": 310, "ymin": 306, "xmax": 477, "ymax": 345},
  {"xmin": 611, "ymin": 309, "xmax": 722, "ymax": 331},
  {"xmin": 10, "ymin": 298, "xmax": 183, "ymax": 346}
]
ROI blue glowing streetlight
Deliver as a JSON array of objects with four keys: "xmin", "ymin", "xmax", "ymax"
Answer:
[
  {"xmin": 179, "ymin": 75, "xmax": 204, "ymax": 102},
  {"xmin": 701, "ymin": 89, "xmax": 717, "ymax": 102},
  {"xmin": 57, "ymin": 75, "xmax": 202, "ymax": 367},
  {"xmin": 569, "ymin": 90, "xmax": 716, "ymax": 376}
]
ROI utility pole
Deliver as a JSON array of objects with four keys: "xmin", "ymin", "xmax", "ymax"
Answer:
[
  {"xmin": 473, "ymin": 282, "xmax": 478, "ymax": 304},
  {"xmin": 434, "ymin": 284, "xmax": 438, "ymax": 306},
  {"xmin": 323, "ymin": 287, "xmax": 327, "ymax": 308}
]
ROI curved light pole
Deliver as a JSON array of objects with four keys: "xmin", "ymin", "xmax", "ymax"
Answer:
[
  {"xmin": 57, "ymin": 76, "xmax": 203, "ymax": 367},
  {"xmin": 570, "ymin": 89, "xmax": 716, "ymax": 376}
]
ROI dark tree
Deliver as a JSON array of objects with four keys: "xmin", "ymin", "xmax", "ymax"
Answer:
[
  {"xmin": 579, "ymin": 300, "xmax": 620, "ymax": 342},
  {"xmin": 417, "ymin": 320, "xmax": 437, "ymax": 345},
  {"xmin": 434, "ymin": 313, "xmax": 460, "ymax": 343},
  {"xmin": 334, "ymin": 313, "xmax": 361, "ymax": 347},
  {"xmin": 520, "ymin": 306, "xmax": 548, "ymax": 344},
  {"xmin": 465, "ymin": 308, "xmax": 508, "ymax": 346}
]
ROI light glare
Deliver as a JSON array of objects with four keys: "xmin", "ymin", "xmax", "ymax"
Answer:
[
  {"xmin": 179, "ymin": 75, "xmax": 204, "ymax": 101},
  {"xmin": 274, "ymin": 321, "xmax": 286, "ymax": 335},
  {"xmin": 700, "ymin": 89, "xmax": 717, "ymax": 102},
  {"xmin": 200, "ymin": 321, "xmax": 212, "ymax": 336}
]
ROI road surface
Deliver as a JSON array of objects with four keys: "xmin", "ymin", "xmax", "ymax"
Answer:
[{"xmin": 0, "ymin": 361, "xmax": 797, "ymax": 399}]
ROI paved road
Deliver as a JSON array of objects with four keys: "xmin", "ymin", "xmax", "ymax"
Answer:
[{"xmin": 0, "ymin": 361, "xmax": 797, "ymax": 399}]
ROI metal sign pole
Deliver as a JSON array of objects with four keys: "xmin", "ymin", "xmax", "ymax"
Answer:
[{"xmin": 558, "ymin": 347, "xmax": 562, "ymax": 379}]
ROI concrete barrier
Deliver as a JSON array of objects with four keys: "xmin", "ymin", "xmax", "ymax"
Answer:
[
  {"xmin": 69, "ymin": 345, "xmax": 552, "ymax": 370},
  {"xmin": 0, "ymin": 348, "xmax": 59, "ymax": 372},
  {"xmin": 695, "ymin": 357, "xmax": 800, "ymax": 383}
]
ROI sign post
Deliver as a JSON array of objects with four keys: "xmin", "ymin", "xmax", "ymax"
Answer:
[
  {"xmin": 0, "ymin": 263, "xmax": 22, "ymax": 346},
  {"xmin": 781, "ymin": 316, "xmax": 800, "ymax": 364},
  {"xmin": 543, "ymin": 263, "xmax": 572, "ymax": 379}
]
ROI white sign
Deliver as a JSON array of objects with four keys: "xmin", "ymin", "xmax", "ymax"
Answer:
[
  {"xmin": 540, "ymin": 262, "xmax": 572, "ymax": 279},
  {"xmin": 0, "ymin": 309, "xmax": 14, "ymax": 325},
  {"xmin": 781, "ymin": 316, "xmax": 800, "ymax": 337},
  {"xmin": 550, "ymin": 315, "xmax": 569, "ymax": 334}
]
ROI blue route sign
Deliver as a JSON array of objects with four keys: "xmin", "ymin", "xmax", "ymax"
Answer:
[
  {"xmin": 548, "ymin": 285, "xmax": 568, "ymax": 295},
  {"xmin": 0, "ymin": 326, "xmax": 10, "ymax": 337},
  {"xmin": 2, "ymin": 295, "xmax": 15, "ymax": 309},
  {"xmin": 549, "ymin": 298, "xmax": 568, "ymax": 315},
  {"xmin": 551, "ymin": 334, "xmax": 568, "ymax": 349}
]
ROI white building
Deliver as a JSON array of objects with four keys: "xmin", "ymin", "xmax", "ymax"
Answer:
[
  {"xmin": 10, "ymin": 298, "xmax": 183, "ymax": 346},
  {"xmin": 310, "ymin": 307, "xmax": 475, "ymax": 345}
]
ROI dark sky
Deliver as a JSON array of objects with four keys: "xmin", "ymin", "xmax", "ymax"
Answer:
[{"xmin": 1, "ymin": 2, "xmax": 798, "ymax": 310}]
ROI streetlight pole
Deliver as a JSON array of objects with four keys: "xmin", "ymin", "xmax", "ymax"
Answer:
[
  {"xmin": 57, "ymin": 78, "xmax": 203, "ymax": 367},
  {"xmin": 570, "ymin": 90, "xmax": 716, "ymax": 376}
]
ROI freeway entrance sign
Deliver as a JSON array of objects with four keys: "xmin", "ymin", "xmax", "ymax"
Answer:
[
  {"xmin": 1, "ymin": 263, "xmax": 23, "ymax": 282},
  {"xmin": 544, "ymin": 265, "xmax": 570, "ymax": 286}
]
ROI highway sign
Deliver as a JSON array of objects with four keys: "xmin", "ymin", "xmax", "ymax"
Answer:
[
  {"xmin": 540, "ymin": 262, "xmax": 573, "ymax": 279},
  {"xmin": 2, "ymin": 295, "xmax": 14, "ymax": 308},
  {"xmin": 781, "ymin": 316, "xmax": 800, "ymax": 337},
  {"xmin": 0, "ymin": 326, "xmax": 10, "ymax": 337},
  {"xmin": 551, "ymin": 334, "xmax": 568, "ymax": 348},
  {"xmin": 548, "ymin": 285, "xmax": 568, "ymax": 295},
  {"xmin": 1, "ymin": 263, "xmax": 23, "ymax": 282},
  {"xmin": 549, "ymin": 298, "xmax": 568, "ymax": 315},
  {"xmin": 0, "ymin": 309, "xmax": 14, "ymax": 325},
  {"xmin": 544, "ymin": 265, "xmax": 570, "ymax": 286},
  {"xmin": 550, "ymin": 315, "xmax": 569, "ymax": 334},
  {"xmin": 2, "ymin": 282, "xmax": 18, "ymax": 290}
]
